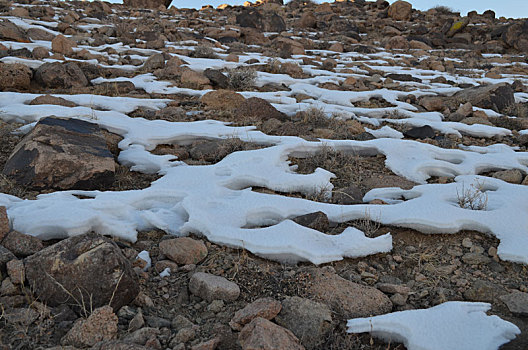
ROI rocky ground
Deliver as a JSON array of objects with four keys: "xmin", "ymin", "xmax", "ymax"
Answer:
[{"xmin": 0, "ymin": 0, "xmax": 527, "ymax": 349}]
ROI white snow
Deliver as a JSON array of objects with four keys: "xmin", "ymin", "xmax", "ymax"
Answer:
[
  {"xmin": 136, "ymin": 250, "xmax": 151, "ymax": 271},
  {"xmin": 347, "ymin": 301, "xmax": 520, "ymax": 350}
]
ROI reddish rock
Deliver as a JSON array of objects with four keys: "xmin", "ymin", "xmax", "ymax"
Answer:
[
  {"xmin": 34, "ymin": 62, "xmax": 88, "ymax": 89},
  {"xmin": 388, "ymin": 0, "xmax": 412, "ymax": 21},
  {"xmin": 6, "ymin": 259, "xmax": 24, "ymax": 285},
  {"xmin": 235, "ymin": 97, "xmax": 288, "ymax": 122},
  {"xmin": 0, "ymin": 206, "xmax": 8, "ymax": 241},
  {"xmin": 230, "ymin": 297, "xmax": 282, "ymax": 331},
  {"xmin": 159, "ymin": 237, "xmax": 208, "ymax": 265},
  {"xmin": 307, "ymin": 268, "xmax": 392, "ymax": 318},
  {"xmin": 29, "ymin": 94, "xmax": 77, "ymax": 107},
  {"xmin": 1, "ymin": 230, "xmax": 43, "ymax": 257},
  {"xmin": 420, "ymin": 96, "xmax": 445, "ymax": 112},
  {"xmin": 239, "ymin": 317, "xmax": 305, "ymax": 350},
  {"xmin": 51, "ymin": 34, "xmax": 75, "ymax": 55},
  {"xmin": 0, "ymin": 19, "xmax": 29, "ymax": 42},
  {"xmin": 123, "ymin": 0, "xmax": 172, "ymax": 9},
  {"xmin": 201, "ymin": 90, "xmax": 245, "ymax": 111},
  {"xmin": 61, "ymin": 306, "xmax": 118, "ymax": 347}
]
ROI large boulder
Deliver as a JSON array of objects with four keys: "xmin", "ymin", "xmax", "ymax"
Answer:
[
  {"xmin": 388, "ymin": 0, "xmax": 412, "ymax": 21},
  {"xmin": 123, "ymin": 0, "xmax": 172, "ymax": 9},
  {"xmin": 61, "ymin": 305, "xmax": 118, "ymax": 347},
  {"xmin": 3, "ymin": 117, "xmax": 116, "ymax": 190},
  {"xmin": 451, "ymin": 83, "xmax": 515, "ymax": 114},
  {"xmin": 502, "ymin": 20, "xmax": 528, "ymax": 52},
  {"xmin": 24, "ymin": 233, "xmax": 139, "ymax": 311},
  {"xmin": 235, "ymin": 97, "xmax": 288, "ymax": 122},
  {"xmin": 239, "ymin": 317, "xmax": 305, "ymax": 350},
  {"xmin": 0, "ymin": 62, "xmax": 32, "ymax": 90},
  {"xmin": 0, "ymin": 19, "xmax": 29, "ymax": 42},
  {"xmin": 34, "ymin": 62, "xmax": 88, "ymax": 89},
  {"xmin": 236, "ymin": 8, "xmax": 286, "ymax": 33},
  {"xmin": 307, "ymin": 268, "xmax": 392, "ymax": 319}
]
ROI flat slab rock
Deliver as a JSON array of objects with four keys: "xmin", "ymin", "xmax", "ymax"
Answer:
[
  {"xmin": 189, "ymin": 272, "xmax": 240, "ymax": 302},
  {"xmin": 230, "ymin": 297, "xmax": 282, "ymax": 331},
  {"xmin": 499, "ymin": 292, "xmax": 528, "ymax": 316},
  {"xmin": 239, "ymin": 317, "xmax": 305, "ymax": 350},
  {"xmin": 3, "ymin": 117, "xmax": 115, "ymax": 190}
]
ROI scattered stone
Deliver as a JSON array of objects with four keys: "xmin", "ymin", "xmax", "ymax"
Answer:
[
  {"xmin": 4, "ymin": 308, "xmax": 39, "ymax": 326},
  {"xmin": 235, "ymin": 97, "xmax": 288, "ymax": 122},
  {"xmin": 61, "ymin": 306, "xmax": 118, "ymax": 348},
  {"xmin": 51, "ymin": 34, "xmax": 75, "ymax": 55},
  {"xmin": 239, "ymin": 317, "xmax": 305, "ymax": 350},
  {"xmin": 0, "ymin": 19, "xmax": 29, "ymax": 42},
  {"xmin": 377, "ymin": 283, "xmax": 411, "ymax": 295},
  {"xmin": 6, "ymin": 259, "xmax": 24, "ymax": 284},
  {"xmin": 34, "ymin": 62, "xmax": 88, "ymax": 89},
  {"xmin": 0, "ymin": 206, "xmax": 8, "ymax": 241},
  {"xmin": 201, "ymin": 90, "xmax": 245, "ymax": 111},
  {"xmin": 388, "ymin": 0, "xmax": 412, "ymax": 21},
  {"xmin": 275, "ymin": 296, "xmax": 333, "ymax": 350},
  {"xmin": 1, "ymin": 230, "xmax": 43, "ymax": 257},
  {"xmin": 159, "ymin": 237, "xmax": 208, "ymax": 265},
  {"xmin": 462, "ymin": 252, "xmax": 491, "ymax": 265},
  {"xmin": 25, "ymin": 233, "xmax": 139, "ymax": 311},
  {"xmin": 452, "ymin": 83, "xmax": 515, "ymax": 114},
  {"xmin": 123, "ymin": 0, "xmax": 171, "ymax": 9},
  {"xmin": 189, "ymin": 272, "xmax": 240, "ymax": 302},
  {"xmin": 230, "ymin": 297, "xmax": 282, "ymax": 331},
  {"xmin": 204, "ymin": 69, "xmax": 229, "ymax": 89},
  {"xmin": 29, "ymin": 94, "xmax": 77, "ymax": 107},
  {"xmin": 3, "ymin": 117, "xmax": 115, "ymax": 190},
  {"xmin": 420, "ymin": 96, "xmax": 444, "ymax": 112},
  {"xmin": 464, "ymin": 279, "xmax": 503, "ymax": 302}
]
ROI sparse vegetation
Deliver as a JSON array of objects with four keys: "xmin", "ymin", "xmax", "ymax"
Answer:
[
  {"xmin": 429, "ymin": 5, "xmax": 456, "ymax": 15},
  {"xmin": 190, "ymin": 45, "xmax": 218, "ymax": 59},
  {"xmin": 227, "ymin": 66, "xmax": 257, "ymax": 90},
  {"xmin": 456, "ymin": 180, "xmax": 488, "ymax": 210}
]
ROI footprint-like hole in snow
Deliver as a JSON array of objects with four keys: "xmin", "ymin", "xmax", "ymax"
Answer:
[{"xmin": 433, "ymin": 155, "xmax": 464, "ymax": 165}]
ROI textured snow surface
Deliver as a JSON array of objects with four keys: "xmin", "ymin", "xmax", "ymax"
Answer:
[{"xmin": 347, "ymin": 302, "xmax": 520, "ymax": 350}]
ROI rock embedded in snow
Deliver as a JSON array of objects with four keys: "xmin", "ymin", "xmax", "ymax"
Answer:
[
  {"xmin": 34, "ymin": 62, "xmax": 88, "ymax": 89},
  {"xmin": 51, "ymin": 34, "xmax": 75, "ymax": 56},
  {"xmin": 403, "ymin": 125, "xmax": 435, "ymax": 139},
  {"xmin": 0, "ymin": 62, "xmax": 32, "ymax": 90},
  {"xmin": 61, "ymin": 306, "xmax": 118, "ymax": 348},
  {"xmin": 1, "ymin": 230, "xmax": 43, "ymax": 257},
  {"xmin": 452, "ymin": 83, "xmax": 515, "ymax": 114},
  {"xmin": 29, "ymin": 94, "xmax": 77, "ymax": 107},
  {"xmin": 189, "ymin": 272, "xmax": 240, "ymax": 302},
  {"xmin": 230, "ymin": 297, "xmax": 282, "ymax": 331},
  {"xmin": 275, "ymin": 296, "xmax": 333, "ymax": 350},
  {"xmin": 0, "ymin": 206, "xmax": 8, "ymax": 241},
  {"xmin": 347, "ymin": 302, "xmax": 520, "ymax": 350},
  {"xmin": 201, "ymin": 89, "xmax": 245, "ymax": 111},
  {"xmin": 239, "ymin": 317, "xmax": 305, "ymax": 350},
  {"xmin": 24, "ymin": 233, "xmax": 139, "ymax": 311},
  {"xmin": 235, "ymin": 97, "xmax": 288, "ymax": 122},
  {"xmin": 492, "ymin": 169, "xmax": 524, "ymax": 184},
  {"xmin": 0, "ymin": 19, "xmax": 29, "ymax": 42},
  {"xmin": 3, "ymin": 117, "xmax": 115, "ymax": 190},
  {"xmin": 292, "ymin": 211, "xmax": 330, "ymax": 232},
  {"xmin": 307, "ymin": 268, "xmax": 392, "ymax": 318},
  {"xmin": 159, "ymin": 237, "xmax": 208, "ymax": 265},
  {"xmin": 204, "ymin": 69, "xmax": 229, "ymax": 89},
  {"xmin": 499, "ymin": 292, "xmax": 528, "ymax": 316}
]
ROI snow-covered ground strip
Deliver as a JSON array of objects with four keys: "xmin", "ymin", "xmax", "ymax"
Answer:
[{"xmin": 347, "ymin": 301, "xmax": 520, "ymax": 350}]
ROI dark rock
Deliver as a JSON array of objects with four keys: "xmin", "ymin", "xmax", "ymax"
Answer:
[
  {"xmin": 452, "ymin": 83, "xmax": 515, "ymax": 113},
  {"xmin": 204, "ymin": 68, "xmax": 229, "ymax": 89},
  {"xmin": 403, "ymin": 125, "xmax": 435, "ymax": 139},
  {"xmin": 386, "ymin": 73, "xmax": 421, "ymax": 82},
  {"xmin": 1, "ymin": 231, "xmax": 43, "ymax": 257},
  {"xmin": 464, "ymin": 279, "xmax": 503, "ymax": 302},
  {"xmin": 332, "ymin": 186, "xmax": 363, "ymax": 205},
  {"xmin": 235, "ymin": 97, "xmax": 288, "ymax": 122},
  {"xmin": 3, "ymin": 117, "xmax": 115, "ymax": 190},
  {"xmin": 24, "ymin": 233, "xmax": 139, "ymax": 311},
  {"xmin": 0, "ymin": 62, "xmax": 32, "ymax": 90},
  {"xmin": 123, "ymin": 0, "xmax": 172, "ymax": 9},
  {"xmin": 0, "ymin": 19, "xmax": 29, "ymax": 42},
  {"xmin": 292, "ymin": 211, "xmax": 329, "ymax": 232},
  {"xmin": 34, "ymin": 62, "xmax": 88, "ymax": 89}
]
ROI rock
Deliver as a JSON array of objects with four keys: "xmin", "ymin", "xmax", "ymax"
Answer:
[
  {"xmin": 230, "ymin": 297, "xmax": 282, "ymax": 331},
  {"xmin": 386, "ymin": 35, "xmax": 409, "ymax": 50},
  {"xmin": 329, "ymin": 42, "xmax": 344, "ymax": 53},
  {"xmin": 91, "ymin": 341, "xmax": 149, "ymax": 350},
  {"xmin": 32, "ymin": 46, "xmax": 50, "ymax": 59},
  {"xmin": 332, "ymin": 185, "xmax": 363, "ymax": 205},
  {"xmin": 298, "ymin": 11, "xmax": 317, "ymax": 29},
  {"xmin": 275, "ymin": 297, "xmax": 333, "ymax": 350},
  {"xmin": 159, "ymin": 237, "xmax": 208, "ymax": 265},
  {"xmin": 388, "ymin": 0, "xmax": 412, "ymax": 21},
  {"xmin": 51, "ymin": 34, "xmax": 75, "ymax": 55},
  {"xmin": 377, "ymin": 283, "xmax": 411, "ymax": 295},
  {"xmin": 172, "ymin": 314, "xmax": 194, "ymax": 331},
  {"xmin": 191, "ymin": 338, "xmax": 221, "ymax": 350},
  {"xmin": 0, "ymin": 206, "xmax": 8, "ymax": 241},
  {"xmin": 29, "ymin": 94, "xmax": 77, "ymax": 107},
  {"xmin": 390, "ymin": 293, "xmax": 408, "ymax": 306},
  {"xmin": 204, "ymin": 69, "xmax": 229, "ymax": 89},
  {"xmin": 61, "ymin": 306, "xmax": 118, "ymax": 347},
  {"xmin": 0, "ymin": 245, "xmax": 15, "ymax": 271},
  {"xmin": 420, "ymin": 96, "xmax": 444, "ymax": 112},
  {"xmin": 273, "ymin": 37, "xmax": 304, "ymax": 56},
  {"xmin": 4, "ymin": 307, "xmax": 39, "ymax": 326},
  {"xmin": 1, "ymin": 230, "xmax": 43, "ymax": 257},
  {"xmin": 447, "ymin": 17, "xmax": 470, "ymax": 37},
  {"xmin": 239, "ymin": 317, "xmax": 305, "ymax": 350},
  {"xmin": 145, "ymin": 315, "xmax": 171, "ymax": 328},
  {"xmin": 123, "ymin": 0, "xmax": 171, "ymax": 9},
  {"xmin": 189, "ymin": 272, "xmax": 240, "ymax": 302},
  {"xmin": 180, "ymin": 68, "xmax": 211, "ymax": 89},
  {"xmin": 6, "ymin": 259, "xmax": 24, "ymax": 284},
  {"xmin": 0, "ymin": 19, "xmax": 29, "ymax": 42},
  {"xmin": 307, "ymin": 268, "xmax": 392, "ymax": 318},
  {"xmin": 0, "ymin": 277, "xmax": 18, "ymax": 296},
  {"xmin": 499, "ymin": 292, "xmax": 528, "ymax": 316},
  {"xmin": 0, "ymin": 62, "xmax": 32, "ymax": 90},
  {"xmin": 142, "ymin": 53, "xmax": 165, "ymax": 71},
  {"xmin": 235, "ymin": 97, "xmax": 288, "ymax": 122},
  {"xmin": 34, "ymin": 62, "xmax": 88, "ymax": 89},
  {"xmin": 452, "ymin": 83, "xmax": 515, "ymax": 114},
  {"xmin": 3, "ymin": 117, "xmax": 115, "ymax": 190},
  {"xmin": 237, "ymin": 9, "xmax": 286, "ymax": 33},
  {"xmin": 492, "ymin": 169, "xmax": 524, "ymax": 184},
  {"xmin": 462, "ymin": 252, "xmax": 491, "ymax": 265},
  {"xmin": 292, "ymin": 211, "xmax": 329, "ymax": 232},
  {"xmin": 25, "ymin": 233, "xmax": 139, "ymax": 311},
  {"xmin": 201, "ymin": 89, "xmax": 245, "ymax": 111},
  {"xmin": 464, "ymin": 279, "xmax": 503, "ymax": 302},
  {"xmin": 403, "ymin": 125, "xmax": 435, "ymax": 139}
]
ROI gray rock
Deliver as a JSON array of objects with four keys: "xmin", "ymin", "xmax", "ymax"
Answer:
[
  {"xmin": 189, "ymin": 272, "xmax": 240, "ymax": 302},
  {"xmin": 275, "ymin": 296, "xmax": 333, "ymax": 350},
  {"xmin": 492, "ymin": 169, "xmax": 524, "ymax": 184},
  {"xmin": 34, "ymin": 62, "xmax": 88, "ymax": 88},
  {"xmin": 292, "ymin": 211, "xmax": 329, "ymax": 232},
  {"xmin": 462, "ymin": 252, "xmax": 491, "ymax": 265},
  {"xmin": 1, "ymin": 230, "xmax": 43, "ymax": 257},
  {"xmin": 452, "ymin": 83, "xmax": 515, "ymax": 114},
  {"xmin": 25, "ymin": 233, "xmax": 139, "ymax": 311},
  {"xmin": 500, "ymin": 292, "xmax": 528, "ymax": 316},
  {"xmin": 464, "ymin": 279, "xmax": 503, "ymax": 302}
]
